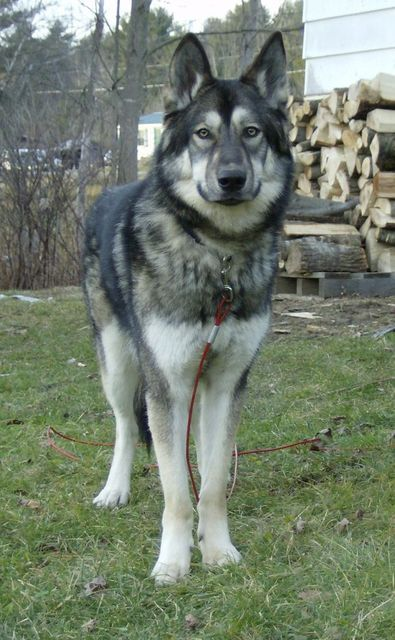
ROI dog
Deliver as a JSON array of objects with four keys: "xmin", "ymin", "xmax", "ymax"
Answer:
[{"xmin": 83, "ymin": 31, "xmax": 293, "ymax": 584}]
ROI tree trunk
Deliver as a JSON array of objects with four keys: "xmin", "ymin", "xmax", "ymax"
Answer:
[
  {"xmin": 240, "ymin": 0, "xmax": 261, "ymax": 71},
  {"xmin": 109, "ymin": 0, "xmax": 122, "ymax": 184},
  {"xmin": 76, "ymin": 0, "xmax": 104, "ymax": 252},
  {"xmin": 118, "ymin": 0, "xmax": 152, "ymax": 185}
]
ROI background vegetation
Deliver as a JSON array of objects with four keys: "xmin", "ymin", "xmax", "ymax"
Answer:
[{"xmin": 0, "ymin": 0, "xmax": 303, "ymax": 290}]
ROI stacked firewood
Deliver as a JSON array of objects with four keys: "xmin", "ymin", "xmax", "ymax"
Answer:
[{"xmin": 285, "ymin": 72, "xmax": 395, "ymax": 275}]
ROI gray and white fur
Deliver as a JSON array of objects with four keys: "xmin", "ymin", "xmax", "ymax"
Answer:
[{"xmin": 83, "ymin": 32, "xmax": 293, "ymax": 584}]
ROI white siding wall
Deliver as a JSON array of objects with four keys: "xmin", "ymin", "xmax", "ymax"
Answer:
[{"xmin": 303, "ymin": 0, "xmax": 395, "ymax": 96}]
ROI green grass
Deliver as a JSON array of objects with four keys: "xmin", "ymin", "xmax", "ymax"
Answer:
[{"xmin": 1, "ymin": 289, "xmax": 394, "ymax": 639}]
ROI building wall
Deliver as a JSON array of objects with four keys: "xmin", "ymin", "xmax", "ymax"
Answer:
[{"xmin": 303, "ymin": 0, "xmax": 395, "ymax": 96}]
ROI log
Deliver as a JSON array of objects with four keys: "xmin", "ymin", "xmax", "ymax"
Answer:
[
  {"xmin": 320, "ymin": 182, "xmax": 342, "ymax": 199},
  {"xmin": 365, "ymin": 228, "xmax": 381, "ymax": 271},
  {"xmin": 369, "ymin": 208, "xmax": 395, "ymax": 229},
  {"xmin": 315, "ymin": 104, "xmax": 340, "ymax": 128},
  {"xmin": 343, "ymin": 100, "xmax": 359, "ymax": 122},
  {"xmin": 361, "ymin": 127, "xmax": 376, "ymax": 148},
  {"xmin": 349, "ymin": 204, "xmax": 367, "ymax": 229},
  {"xmin": 304, "ymin": 164, "xmax": 321, "ymax": 180},
  {"xmin": 361, "ymin": 156, "xmax": 373, "ymax": 178},
  {"xmin": 366, "ymin": 109, "xmax": 395, "ymax": 133},
  {"xmin": 295, "ymin": 140, "xmax": 313, "ymax": 152},
  {"xmin": 377, "ymin": 248, "xmax": 395, "ymax": 272},
  {"xmin": 360, "ymin": 181, "xmax": 375, "ymax": 215},
  {"xmin": 373, "ymin": 172, "xmax": 395, "ymax": 198},
  {"xmin": 289, "ymin": 125, "xmax": 307, "ymax": 144},
  {"xmin": 297, "ymin": 150, "xmax": 320, "ymax": 167},
  {"xmin": 311, "ymin": 124, "xmax": 342, "ymax": 147},
  {"xmin": 348, "ymin": 119, "xmax": 365, "ymax": 134},
  {"xmin": 303, "ymin": 98, "xmax": 320, "ymax": 117},
  {"xmin": 297, "ymin": 173, "xmax": 312, "ymax": 194},
  {"xmin": 374, "ymin": 197, "xmax": 395, "ymax": 216},
  {"xmin": 376, "ymin": 228, "xmax": 395, "ymax": 245},
  {"xmin": 348, "ymin": 73, "xmax": 395, "ymax": 105},
  {"xmin": 286, "ymin": 195, "xmax": 358, "ymax": 220},
  {"xmin": 344, "ymin": 147, "xmax": 358, "ymax": 176},
  {"xmin": 285, "ymin": 237, "xmax": 367, "ymax": 274},
  {"xmin": 321, "ymin": 147, "xmax": 346, "ymax": 183},
  {"xmin": 359, "ymin": 215, "xmax": 371, "ymax": 240},
  {"xmin": 342, "ymin": 128, "xmax": 363, "ymax": 151},
  {"xmin": 370, "ymin": 133, "xmax": 395, "ymax": 171}
]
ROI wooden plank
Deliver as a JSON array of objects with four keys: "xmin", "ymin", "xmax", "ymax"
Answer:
[
  {"xmin": 284, "ymin": 222, "xmax": 360, "ymax": 240},
  {"xmin": 276, "ymin": 272, "xmax": 395, "ymax": 298}
]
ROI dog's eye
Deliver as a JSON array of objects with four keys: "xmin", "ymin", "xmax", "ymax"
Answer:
[
  {"xmin": 244, "ymin": 126, "xmax": 260, "ymax": 138},
  {"xmin": 195, "ymin": 128, "xmax": 210, "ymax": 139}
]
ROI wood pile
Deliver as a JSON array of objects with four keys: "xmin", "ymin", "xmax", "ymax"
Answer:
[{"xmin": 284, "ymin": 72, "xmax": 395, "ymax": 276}]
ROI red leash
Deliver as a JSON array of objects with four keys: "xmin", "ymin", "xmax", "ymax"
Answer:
[
  {"xmin": 184, "ymin": 294, "xmax": 321, "ymax": 502},
  {"xmin": 47, "ymin": 264, "xmax": 321, "ymax": 501},
  {"xmin": 185, "ymin": 294, "xmax": 233, "ymax": 503}
]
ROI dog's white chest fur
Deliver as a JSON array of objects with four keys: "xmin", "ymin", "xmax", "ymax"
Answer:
[{"xmin": 144, "ymin": 313, "xmax": 270, "ymax": 386}]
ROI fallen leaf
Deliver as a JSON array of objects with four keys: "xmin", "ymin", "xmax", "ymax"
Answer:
[
  {"xmin": 6, "ymin": 418, "xmax": 24, "ymax": 425},
  {"xmin": 185, "ymin": 613, "xmax": 200, "ymax": 630},
  {"xmin": 355, "ymin": 509, "xmax": 365, "ymax": 520},
  {"xmin": 293, "ymin": 517, "xmax": 306, "ymax": 534},
  {"xmin": 19, "ymin": 498, "xmax": 41, "ymax": 510},
  {"xmin": 298, "ymin": 589, "xmax": 321, "ymax": 601},
  {"xmin": 82, "ymin": 619, "xmax": 97, "ymax": 633},
  {"xmin": 282, "ymin": 312, "xmax": 322, "ymax": 320},
  {"xmin": 83, "ymin": 576, "xmax": 107, "ymax": 597},
  {"xmin": 336, "ymin": 518, "xmax": 351, "ymax": 533},
  {"xmin": 306, "ymin": 324, "xmax": 327, "ymax": 333}
]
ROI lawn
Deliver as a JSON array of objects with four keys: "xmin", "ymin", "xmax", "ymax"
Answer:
[{"xmin": 1, "ymin": 289, "xmax": 394, "ymax": 639}]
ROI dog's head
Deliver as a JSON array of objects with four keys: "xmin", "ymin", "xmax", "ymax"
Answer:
[{"xmin": 157, "ymin": 32, "xmax": 293, "ymax": 233}]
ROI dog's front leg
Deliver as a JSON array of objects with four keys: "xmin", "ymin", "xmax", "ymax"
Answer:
[
  {"xmin": 147, "ymin": 391, "xmax": 194, "ymax": 585},
  {"xmin": 197, "ymin": 380, "xmax": 244, "ymax": 567}
]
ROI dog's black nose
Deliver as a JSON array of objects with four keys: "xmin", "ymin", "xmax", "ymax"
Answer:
[{"xmin": 217, "ymin": 168, "xmax": 246, "ymax": 192}]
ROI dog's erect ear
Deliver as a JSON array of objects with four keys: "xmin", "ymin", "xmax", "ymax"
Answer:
[
  {"xmin": 240, "ymin": 31, "xmax": 288, "ymax": 110},
  {"xmin": 166, "ymin": 34, "xmax": 214, "ymax": 111}
]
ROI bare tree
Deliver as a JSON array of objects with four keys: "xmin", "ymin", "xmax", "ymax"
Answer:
[
  {"xmin": 76, "ymin": 0, "xmax": 105, "ymax": 250},
  {"xmin": 118, "ymin": 0, "xmax": 152, "ymax": 184},
  {"xmin": 240, "ymin": 0, "xmax": 262, "ymax": 70}
]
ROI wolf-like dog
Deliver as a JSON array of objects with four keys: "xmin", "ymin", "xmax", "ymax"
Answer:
[{"xmin": 83, "ymin": 32, "xmax": 293, "ymax": 584}]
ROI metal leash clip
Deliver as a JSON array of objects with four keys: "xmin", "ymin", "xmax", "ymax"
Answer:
[{"xmin": 220, "ymin": 255, "xmax": 234, "ymax": 302}]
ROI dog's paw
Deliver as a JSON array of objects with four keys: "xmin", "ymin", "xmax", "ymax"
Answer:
[
  {"xmin": 93, "ymin": 485, "xmax": 130, "ymax": 508},
  {"xmin": 201, "ymin": 544, "xmax": 241, "ymax": 567},
  {"xmin": 151, "ymin": 560, "xmax": 190, "ymax": 586}
]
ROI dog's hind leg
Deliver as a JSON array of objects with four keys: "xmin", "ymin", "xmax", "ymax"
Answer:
[{"xmin": 93, "ymin": 319, "xmax": 139, "ymax": 508}]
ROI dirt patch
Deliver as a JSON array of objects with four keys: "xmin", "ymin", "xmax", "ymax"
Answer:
[{"xmin": 271, "ymin": 294, "xmax": 395, "ymax": 339}]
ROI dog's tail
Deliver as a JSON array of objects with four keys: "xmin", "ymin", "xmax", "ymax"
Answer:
[{"xmin": 133, "ymin": 381, "xmax": 152, "ymax": 451}]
